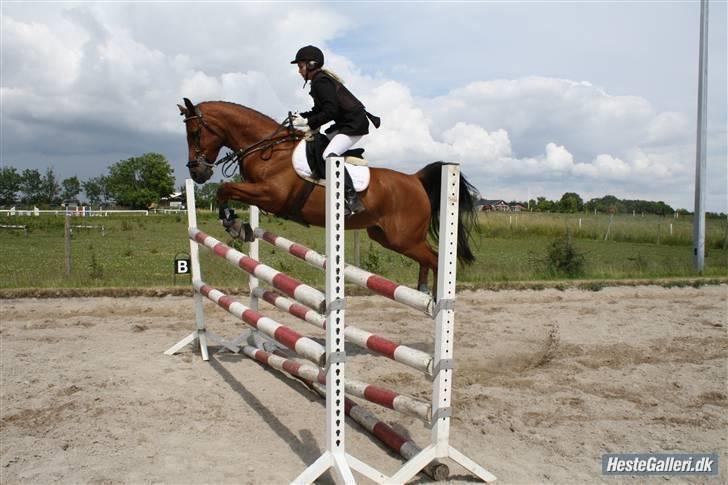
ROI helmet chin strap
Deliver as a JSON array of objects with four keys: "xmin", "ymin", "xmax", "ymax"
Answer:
[{"xmin": 301, "ymin": 67, "xmax": 312, "ymax": 88}]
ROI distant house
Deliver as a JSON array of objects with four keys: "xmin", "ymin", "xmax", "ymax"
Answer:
[
  {"xmin": 159, "ymin": 191, "xmax": 185, "ymax": 209},
  {"xmin": 510, "ymin": 203, "xmax": 526, "ymax": 212},
  {"xmin": 479, "ymin": 199, "xmax": 510, "ymax": 212}
]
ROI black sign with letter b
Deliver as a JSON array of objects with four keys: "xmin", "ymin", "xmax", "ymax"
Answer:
[{"xmin": 174, "ymin": 258, "xmax": 191, "ymax": 274}]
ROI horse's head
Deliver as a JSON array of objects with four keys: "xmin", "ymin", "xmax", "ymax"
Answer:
[{"xmin": 177, "ymin": 98, "xmax": 226, "ymax": 184}]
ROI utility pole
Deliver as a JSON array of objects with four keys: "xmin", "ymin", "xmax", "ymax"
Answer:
[{"xmin": 693, "ymin": 0, "xmax": 709, "ymax": 273}]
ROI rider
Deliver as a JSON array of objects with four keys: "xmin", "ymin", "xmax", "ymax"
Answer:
[{"xmin": 290, "ymin": 45, "xmax": 380, "ymax": 216}]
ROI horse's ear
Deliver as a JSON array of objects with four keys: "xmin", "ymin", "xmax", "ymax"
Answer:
[
  {"xmin": 183, "ymin": 97, "xmax": 195, "ymax": 113},
  {"xmin": 177, "ymin": 104, "xmax": 188, "ymax": 117}
]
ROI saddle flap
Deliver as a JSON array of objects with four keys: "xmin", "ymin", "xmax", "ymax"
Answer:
[{"xmin": 293, "ymin": 140, "xmax": 371, "ymax": 192}]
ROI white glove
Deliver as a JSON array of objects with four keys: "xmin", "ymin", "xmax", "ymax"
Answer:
[{"xmin": 292, "ymin": 113, "xmax": 310, "ymax": 130}]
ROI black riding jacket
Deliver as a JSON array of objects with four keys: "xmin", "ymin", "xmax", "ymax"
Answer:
[{"xmin": 301, "ymin": 70, "xmax": 379, "ymax": 136}]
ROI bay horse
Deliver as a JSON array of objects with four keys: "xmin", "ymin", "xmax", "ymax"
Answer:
[{"xmin": 177, "ymin": 98, "xmax": 477, "ymax": 295}]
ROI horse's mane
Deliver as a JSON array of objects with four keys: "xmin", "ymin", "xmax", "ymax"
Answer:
[{"xmin": 199, "ymin": 100, "xmax": 280, "ymax": 127}]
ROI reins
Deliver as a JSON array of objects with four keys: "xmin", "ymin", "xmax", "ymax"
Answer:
[{"xmin": 185, "ymin": 109, "xmax": 302, "ymax": 179}]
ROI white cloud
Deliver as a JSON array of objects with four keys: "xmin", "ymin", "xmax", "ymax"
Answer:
[
  {"xmin": 1, "ymin": 15, "xmax": 82, "ymax": 90},
  {"xmin": 442, "ymin": 123, "xmax": 512, "ymax": 162}
]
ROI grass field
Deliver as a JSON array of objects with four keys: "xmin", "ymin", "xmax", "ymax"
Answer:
[{"xmin": 0, "ymin": 211, "xmax": 726, "ymax": 290}]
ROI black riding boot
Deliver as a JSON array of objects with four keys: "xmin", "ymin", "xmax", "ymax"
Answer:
[{"xmin": 344, "ymin": 169, "xmax": 365, "ymax": 216}]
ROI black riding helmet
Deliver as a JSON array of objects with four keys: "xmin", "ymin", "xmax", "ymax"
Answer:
[{"xmin": 290, "ymin": 45, "xmax": 324, "ymax": 69}]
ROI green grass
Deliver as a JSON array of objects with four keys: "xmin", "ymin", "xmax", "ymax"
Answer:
[{"xmin": 0, "ymin": 211, "xmax": 726, "ymax": 290}]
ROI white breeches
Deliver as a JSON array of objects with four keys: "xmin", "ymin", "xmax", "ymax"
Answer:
[{"xmin": 323, "ymin": 132, "xmax": 363, "ymax": 158}]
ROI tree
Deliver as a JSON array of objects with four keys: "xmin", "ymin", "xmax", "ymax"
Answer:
[
  {"xmin": 194, "ymin": 181, "xmax": 221, "ymax": 209},
  {"xmin": 40, "ymin": 167, "xmax": 61, "ymax": 206},
  {"xmin": 0, "ymin": 166, "xmax": 21, "ymax": 206},
  {"xmin": 585, "ymin": 195, "xmax": 622, "ymax": 214},
  {"xmin": 19, "ymin": 169, "xmax": 44, "ymax": 205},
  {"xmin": 82, "ymin": 176, "xmax": 108, "ymax": 206},
  {"xmin": 559, "ymin": 192, "xmax": 584, "ymax": 213},
  {"xmin": 535, "ymin": 196, "xmax": 555, "ymax": 212},
  {"xmin": 105, "ymin": 153, "xmax": 175, "ymax": 209},
  {"xmin": 61, "ymin": 176, "xmax": 82, "ymax": 203}
]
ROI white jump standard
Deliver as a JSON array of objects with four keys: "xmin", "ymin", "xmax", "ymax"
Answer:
[
  {"xmin": 248, "ymin": 162, "xmax": 496, "ymax": 483},
  {"xmin": 163, "ymin": 183, "xmax": 237, "ymax": 361},
  {"xmin": 166, "ymin": 160, "xmax": 496, "ymax": 483}
]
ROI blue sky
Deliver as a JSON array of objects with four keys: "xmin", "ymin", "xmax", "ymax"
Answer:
[{"xmin": 1, "ymin": 1, "xmax": 726, "ymax": 211}]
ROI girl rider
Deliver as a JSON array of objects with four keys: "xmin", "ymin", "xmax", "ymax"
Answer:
[{"xmin": 290, "ymin": 45, "xmax": 380, "ymax": 216}]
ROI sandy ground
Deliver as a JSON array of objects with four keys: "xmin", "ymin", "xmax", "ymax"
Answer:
[{"xmin": 1, "ymin": 285, "xmax": 726, "ymax": 484}]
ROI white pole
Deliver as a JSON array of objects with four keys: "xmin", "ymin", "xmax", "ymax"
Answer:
[
  {"xmin": 248, "ymin": 206, "xmax": 260, "ymax": 311},
  {"xmin": 432, "ymin": 165, "xmax": 460, "ymax": 453},
  {"xmin": 186, "ymin": 180, "xmax": 209, "ymax": 360},
  {"xmin": 294, "ymin": 156, "xmax": 387, "ymax": 483},
  {"xmin": 693, "ymin": 0, "xmax": 709, "ymax": 273},
  {"xmin": 388, "ymin": 164, "xmax": 496, "ymax": 484},
  {"xmin": 64, "ymin": 214, "xmax": 71, "ymax": 277},
  {"xmin": 323, "ymin": 156, "xmax": 354, "ymax": 482}
]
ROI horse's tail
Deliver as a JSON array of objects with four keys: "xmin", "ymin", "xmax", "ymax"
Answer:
[{"xmin": 416, "ymin": 162, "xmax": 478, "ymax": 265}]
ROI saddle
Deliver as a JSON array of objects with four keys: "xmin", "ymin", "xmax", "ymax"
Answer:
[
  {"xmin": 305, "ymin": 132, "xmax": 367, "ymax": 180},
  {"xmin": 283, "ymin": 135, "xmax": 371, "ymax": 226}
]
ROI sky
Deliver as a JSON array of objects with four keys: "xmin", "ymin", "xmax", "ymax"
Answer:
[{"xmin": 1, "ymin": 1, "xmax": 726, "ymax": 212}]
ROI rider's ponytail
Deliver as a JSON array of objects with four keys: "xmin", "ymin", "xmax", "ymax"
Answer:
[{"xmin": 322, "ymin": 69, "xmax": 345, "ymax": 84}]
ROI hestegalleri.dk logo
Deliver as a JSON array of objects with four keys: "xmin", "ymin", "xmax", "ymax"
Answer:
[{"xmin": 602, "ymin": 453, "xmax": 719, "ymax": 475}]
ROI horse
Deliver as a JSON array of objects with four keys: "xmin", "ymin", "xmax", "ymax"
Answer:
[{"xmin": 177, "ymin": 98, "xmax": 478, "ymax": 296}]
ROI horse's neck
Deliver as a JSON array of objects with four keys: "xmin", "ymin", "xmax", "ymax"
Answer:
[
  {"xmin": 212, "ymin": 105, "xmax": 292, "ymax": 181},
  {"xmin": 215, "ymin": 106, "xmax": 277, "ymax": 151}
]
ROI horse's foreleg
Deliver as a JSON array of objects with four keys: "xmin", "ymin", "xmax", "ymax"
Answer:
[{"xmin": 216, "ymin": 182, "xmax": 271, "ymax": 242}]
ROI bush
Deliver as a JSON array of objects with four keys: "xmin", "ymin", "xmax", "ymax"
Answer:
[
  {"xmin": 88, "ymin": 249, "xmax": 105, "ymax": 280},
  {"xmin": 361, "ymin": 242, "xmax": 382, "ymax": 273},
  {"xmin": 543, "ymin": 233, "xmax": 586, "ymax": 278}
]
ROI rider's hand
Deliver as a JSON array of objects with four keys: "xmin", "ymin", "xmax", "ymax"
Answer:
[{"xmin": 292, "ymin": 113, "xmax": 310, "ymax": 131}]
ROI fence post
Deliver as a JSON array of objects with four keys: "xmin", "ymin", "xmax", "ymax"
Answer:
[
  {"xmin": 604, "ymin": 214, "xmax": 613, "ymax": 241},
  {"xmin": 657, "ymin": 223, "xmax": 661, "ymax": 245},
  {"xmin": 64, "ymin": 214, "xmax": 72, "ymax": 277}
]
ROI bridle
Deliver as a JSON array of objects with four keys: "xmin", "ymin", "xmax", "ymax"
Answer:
[
  {"xmin": 183, "ymin": 107, "xmax": 227, "ymax": 172},
  {"xmin": 184, "ymin": 107, "xmax": 302, "ymax": 179}
]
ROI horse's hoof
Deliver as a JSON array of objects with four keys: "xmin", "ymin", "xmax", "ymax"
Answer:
[
  {"xmin": 224, "ymin": 219, "xmax": 245, "ymax": 241},
  {"xmin": 243, "ymin": 223, "xmax": 255, "ymax": 242},
  {"xmin": 418, "ymin": 284, "xmax": 430, "ymax": 294}
]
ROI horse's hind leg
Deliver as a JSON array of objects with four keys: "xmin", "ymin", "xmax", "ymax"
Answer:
[
  {"xmin": 366, "ymin": 226, "xmax": 439, "ymax": 296},
  {"xmin": 417, "ymin": 265, "xmax": 430, "ymax": 293},
  {"xmin": 408, "ymin": 242, "xmax": 438, "ymax": 298}
]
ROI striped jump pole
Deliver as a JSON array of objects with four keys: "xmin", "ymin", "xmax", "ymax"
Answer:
[
  {"xmin": 253, "ymin": 227, "xmax": 435, "ymax": 316},
  {"xmin": 189, "ymin": 227, "xmax": 326, "ymax": 313},
  {"xmin": 196, "ymin": 283, "xmax": 325, "ymax": 367},
  {"xmin": 242, "ymin": 345, "xmax": 430, "ymax": 422},
  {"xmin": 311, "ymin": 383, "xmax": 450, "ymax": 482},
  {"xmin": 252, "ymin": 287, "xmax": 433, "ymax": 375},
  {"xmin": 238, "ymin": 339, "xmax": 449, "ymax": 481}
]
